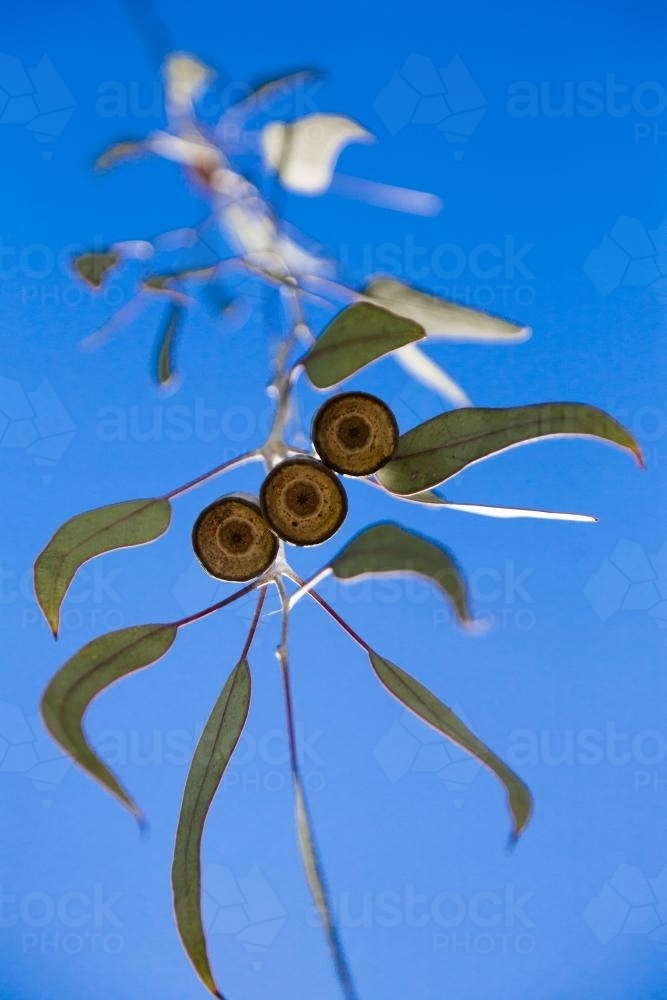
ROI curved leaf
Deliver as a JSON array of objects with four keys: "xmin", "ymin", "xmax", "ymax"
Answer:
[
  {"xmin": 368, "ymin": 650, "xmax": 532, "ymax": 842},
  {"xmin": 73, "ymin": 252, "xmax": 120, "ymax": 289},
  {"xmin": 395, "ymin": 342, "xmax": 471, "ymax": 408},
  {"xmin": 303, "ymin": 302, "xmax": 425, "ymax": 389},
  {"xmin": 35, "ymin": 499, "xmax": 172, "ymax": 637},
  {"xmin": 365, "ymin": 278, "xmax": 530, "ymax": 342},
  {"xmin": 378, "ymin": 403, "xmax": 643, "ymax": 495},
  {"xmin": 173, "ymin": 658, "xmax": 251, "ymax": 999},
  {"xmin": 261, "ymin": 113, "xmax": 372, "ymax": 195},
  {"xmin": 95, "ymin": 138, "xmax": 146, "ymax": 171},
  {"xmin": 331, "ymin": 522, "xmax": 470, "ymax": 624},
  {"xmin": 164, "ymin": 53, "xmax": 214, "ymax": 115},
  {"xmin": 41, "ymin": 624, "xmax": 177, "ymax": 821},
  {"xmin": 155, "ymin": 303, "xmax": 184, "ymax": 387}
]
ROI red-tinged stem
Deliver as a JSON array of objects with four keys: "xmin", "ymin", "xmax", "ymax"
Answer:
[
  {"xmin": 164, "ymin": 450, "xmax": 262, "ymax": 500},
  {"xmin": 288, "ymin": 572, "xmax": 372, "ymax": 654},
  {"xmin": 175, "ymin": 580, "xmax": 267, "ymax": 629},
  {"xmin": 240, "ymin": 586, "xmax": 268, "ymax": 659}
]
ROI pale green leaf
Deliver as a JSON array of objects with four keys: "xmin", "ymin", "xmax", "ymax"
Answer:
[
  {"xmin": 73, "ymin": 252, "xmax": 120, "ymax": 289},
  {"xmin": 155, "ymin": 303, "xmax": 184, "ymax": 386},
  {"xmin": 34, "ymin": 499, "xmax": 172, "ymax": 636},
  {"xmin": 303, "ymin": 302, "xmax": 425, "ymax": 389},
  {"xmin": 173, "ymin": 658, "xmax": 251, "ymax": 999},
  {"xmin": 365, "ymin": 278, "xmax": 530, "ymax": 342},
  {"xmin": 368, "ymin": 651, "xmax": 532, "ymax": 841},
  {"xmin": 261, "ymin": 113, "xmax": 372, "ymax": 195},
  {"xmin": 164, "ymin": 53, "xmax": 214, "ymax": 114},
  {"xmin": 331, "ymin": 522, "xmax": 470, "ymax": 624},
  {"xmin": 377, "ymin": 403, "xmax": 643, "ymax": 495},
  {"xmin": 41, "ymin": 624, "xmax": 177, "ymax": 821}
]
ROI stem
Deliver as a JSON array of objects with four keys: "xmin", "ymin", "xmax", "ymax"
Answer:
[
  {"xmin": 274, "ymin": 579, "xmax": 360, "ymax": 1000},
  {"xmin": 287, "ymin": 572, "xmax": 373, "ymax": 654},
  {"xmin": 240, "ymin": 586, "xmax": 268, "ymax": 659},
  {"xmin": 175, "ymin": 579, "xmax": 266, "ymax": 628},
  {"xmin": 165, "ymin": 450, "xmax": 262, "ymax": 500}
]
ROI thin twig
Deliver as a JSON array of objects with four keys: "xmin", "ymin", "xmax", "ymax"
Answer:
[
  {"xmin": 165, "ymin": 450, "xmax": 262, "ymax": 500},
  {"xmin": 275, "ymin": 579, "xmax": 360, "ymax": 1000},
  {"xmin": 175, "ymin": 580, "xmax": 267, "ymax": 629}
]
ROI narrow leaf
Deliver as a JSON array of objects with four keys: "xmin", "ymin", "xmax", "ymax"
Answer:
[
  {"xmin": 303, "ymin": 302, "xmax": 425, "ymax": 389},
  {"xmin": 73, "ymin": 252, "xmax": 120, "ymax": 289},
  {"xmin": 155, "ymin": 303, "xmax": 184, "ymax": 387},
  {"xmin": 294, "ymin": 771, "xmax": 358, "ymax": 999},
  {"xmin": 395, "ymin": 342, "xmax": 471, "ymax": 408},
  {"xmin": 261, "ymin": 113, "xmax": 373, "ymax": 195},
  {"xmin": 41, "ymin": 624, "xmax": 177, "ymax": 821},
  {"xmin": 331, "ymin": 522, "xmax": 470, "ymax": 624},
  {"xmin": 35, "ymin": 499, "xmax": 172, "ymax": 636},
  {"xmin": 396, "ymin": 490, "xmax": 597, "ymax": 522},
  {"xmin": 378, "ymin": 403, "xmax": 643, "ymax": 495},
  {"xmin": 173, "ymin": 658, "xmax": 251, "ymax": 999},
  {"xmin": 95, "ymin": 138, "xmax": 146, "ymax": 171},
  {"xmin": 368, "ymin": 650, "xmax": 532, "ymax": 841},
  {"xmin": 365, "ymin": 278, "xmax": 530, "ymax": 342}
]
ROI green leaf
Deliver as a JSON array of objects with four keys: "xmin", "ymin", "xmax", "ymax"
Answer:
[
  {"xmin": 73, "ymin": 252, "xmax": 120, "ymax": 289},
  {"xmin": 294, "ymin": 776, "xmax": 358, "ymax": 999},
  {"xmin": 155, "ymin": 303, "xmax": 184, "ymax": 386},
  {"xmin": 95, "ymin": 138, "xmax": 146, "ymax": 171},
  {"xmin": 377, "ymin": 403, "xmax": 643, "ymax": 495},
  {"xmin": 368, "ymin": 651, "xmax": 532, "ymax": 842},
  {"xmin": 302, "ymin": 302, "xmax": 425, "ymax": 389},
  {"xmin": 143, "ymin": 265, "xmax": 214, "ymax": 292},
  {"xmin": 173, "ymin": 658, "xmax": 251, "ymax": 999},
  {"xmin": 41, "ymin": 624, "xmax": 177, "ymax": 821},
  {"xmin": 365, "ymin": 278, "xmax": 529, "ymax": 342},
  {"xmin": 331, "ymin": 522, "xmax": 470, "ymax": 624},
  {"xmin": 35, "ymin": 499, "xmax": 172, "ymax": 637}
]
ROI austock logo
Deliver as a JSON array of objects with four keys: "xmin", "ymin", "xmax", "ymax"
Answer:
[
  {"xmin": 583, "ymin": 539, "xmax": 667, "ymax": 642},
  {"xmin": 585, "ymin": 862, "xmax": 667, "ymax": 968},
  {"xmin": 0, "ymin": 54, "xmax": 75, "ymax": 160},
  {"xmin": 202, "ymin": 864, "xmax": 287, "ymax": 971},
  {"xmin": 373, "ymin": 53, "xmax": 488, "ymax": 159},
  {"xmin": 583, "ymin": 214, "xmax": 667, "ymax": 312},
  {"xmin": 0, "ymin": 376, "xmax": 76, "ymax": 483},
  {"xmin": 373, "ymin": 709, "xmax": 482, "ymax": 808}
]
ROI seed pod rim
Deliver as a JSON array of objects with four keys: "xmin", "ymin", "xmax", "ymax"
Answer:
[
  {"xmin": 312, "ymin": 390, "xmax": 399, "ymax": 477},
  {"xmin": 192, "ymin": 494, "xmax": 279, "ymax": 581},
  {"xmin": 260, "ymin": 457, "xmax": 348, "ymax": 547}
]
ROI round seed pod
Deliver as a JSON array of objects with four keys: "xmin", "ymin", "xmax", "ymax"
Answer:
[
  {"xmin": 192, "ymin": 496, "xmax": 278, "ymax": 581},
  {"xmin": 260, "ymin": 458, "xmax": 347, "ymax": 546},
  {"xmin": 312, "ymin": 392, "xmax": 399, "ymax": 476}
]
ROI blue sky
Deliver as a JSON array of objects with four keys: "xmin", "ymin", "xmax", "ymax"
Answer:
[{"xmin": 1, "ymin": 1, "xmax": 666, "ymax": 998}]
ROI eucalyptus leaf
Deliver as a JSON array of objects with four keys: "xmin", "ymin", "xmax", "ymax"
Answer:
[
  {"xmin": 368, "ymin": 651, "xmax": 532, "ymax": 841},
  {"xmin": 173, "ymin": 658, "xmax": 251, "ymax": 999},
  {"xmin": 34, "ymin": 499, "xmax": 172, "ymax": 636},
  {"xmin": 95, "ymin": 139, "xmax": 146, "ymax": 171},
  {"xmin": 41, "ymin": 624, "xmax": 177, "ymax": 821},
  {"xmin": 261, "ymin": 113, "xmax": 372, "ymax": 195},
  {"xmin": 378, "ymin": 403, "xmax": 643, "ymax": 495},
  {"xmin": 365, "ymin": 278, "xmax": 530, "ymax": 342},
  {"xmin": 294, "ymin": 776, "xmax": 358, "ymax": 1000},
  {"xmin": 73, "ymin": 252, "xmax": 120, "ymax": 289},
  {"xmin": 302, "ymin": 302, "xmax": 425, "ymax": 389},
  {"xmin": 155, "ymin": 303, "xmax": 184, "ymax": 386},
  {"xmin": 331, "ymin": 522, "xmax": 470, "ymax": 624}
]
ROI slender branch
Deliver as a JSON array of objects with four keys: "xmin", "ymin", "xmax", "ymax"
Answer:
[
  {"xmin": 165, "ymin": 450, "xmax": 262, "ymax": 500},
  {"xmin": 175, "ymin": 579, "xmax": 267, "ymax": 629},
  {"xmin": 240, "ymin": 586, "xmax": 268, "ymax": 659},
  {"xmin": 287, "ymin": 572, "xmax": 373, "ymax": 654},
  {"xmin": 274, "ymin": 579, "xmax": 360, "ymax": 1000}
]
